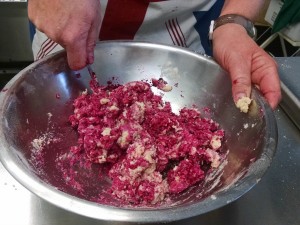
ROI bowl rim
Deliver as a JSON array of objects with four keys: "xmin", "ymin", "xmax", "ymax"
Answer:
[{"xmin": 0, "ymin": 40, "xmax": 278, "ymax": 223}]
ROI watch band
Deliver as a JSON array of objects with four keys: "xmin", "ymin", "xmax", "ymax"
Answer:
[{"xmin": 209, "ymin": 14, "xmax": 257, "ymax": 40}]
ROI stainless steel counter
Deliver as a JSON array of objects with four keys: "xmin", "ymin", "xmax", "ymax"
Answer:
[
  {"xmin": 277, "ymin": 57, "xmax": 300, "ymax": 130},
  {"xmin": 1, "ymin": 58, "xmax": 300, "ymax": 225}
]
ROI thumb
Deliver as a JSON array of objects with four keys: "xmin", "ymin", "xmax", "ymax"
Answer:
[
  {"xmin": 65, "ymin": 34, "xmax": 89, "ymax": 70},
  {"xmin": 227, "ymin": 56, "xmax": 252, "ymax": 103},
  {"xmin": 86, "ymin": 7, "xmax": 101, "ymax": 64}
]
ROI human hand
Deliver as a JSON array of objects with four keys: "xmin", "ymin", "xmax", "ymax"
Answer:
[
  {"xmin": 28, "ymin": 0, "xmax": 101, "ymax": 70},
  {"xmin": 212, "ymin": 24, "xmax": 281, "ymax": 109}
]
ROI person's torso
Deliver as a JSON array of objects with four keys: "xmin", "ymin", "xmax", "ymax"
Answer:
[
  {"xmin": 99, "ymin": 0, "xmax": 223, "ymax": 54},
  {"xmin": 32, "ymin": 0, "xmax": 224, "ymax": 60}
]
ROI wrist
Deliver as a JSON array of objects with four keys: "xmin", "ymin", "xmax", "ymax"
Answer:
[{"xmin": 209, "ymin": 14, "xmax": 257, "ymax": 42}]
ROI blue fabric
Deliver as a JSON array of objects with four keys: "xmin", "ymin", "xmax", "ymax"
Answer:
[
  {"xmin": 29, "ymin": 20, "xmax": 36, "ymax": 42},
  {"xmin": 193, "ymin": 0, "xmax": 224, "ymax": 56},
  {"xmin": 27, "ymin": 1, "xmax": 36, "ymax": 42}
]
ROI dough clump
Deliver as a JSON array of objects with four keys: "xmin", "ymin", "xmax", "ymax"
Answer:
[{"xmin": 236, "ymin": 96, "xmax": 252, "ymax": 113}]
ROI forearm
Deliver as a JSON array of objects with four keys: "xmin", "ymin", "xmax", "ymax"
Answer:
[{"xmin": 220, "ymin": 0, "xmax": 265, "ymax": 21}]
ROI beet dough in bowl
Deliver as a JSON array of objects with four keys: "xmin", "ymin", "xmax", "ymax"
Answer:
[{"xmin": 0, "ymin": 41, "xmax": 277, "ymax": 223}]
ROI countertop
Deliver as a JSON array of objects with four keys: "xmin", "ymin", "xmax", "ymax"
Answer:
[
  {"xmin": 277, "ymin": 57, "xmax": 300, "ymax": 129},
  {"xmin": 1, "ymin": 57, "xmax": 300, "ymax": 225}
]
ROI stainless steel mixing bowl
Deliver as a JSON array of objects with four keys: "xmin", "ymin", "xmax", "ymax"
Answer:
[{"xmin": 0, "ymin": 41, "xmax": 277, "ymax": 223}]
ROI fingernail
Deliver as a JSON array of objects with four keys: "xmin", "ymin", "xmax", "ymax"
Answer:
[{"xmin": 235, "ymin": 92, "xmax": 246, "ymax": 101}]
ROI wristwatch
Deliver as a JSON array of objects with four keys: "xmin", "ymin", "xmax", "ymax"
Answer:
[{"xmin": 209, "ymin": 14, "xmax": 257, "ymax": 41}]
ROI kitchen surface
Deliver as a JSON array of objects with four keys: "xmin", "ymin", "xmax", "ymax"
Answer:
[{"xmin": 0, "ymin": 1, "xmax": 300, "ymax": 225}]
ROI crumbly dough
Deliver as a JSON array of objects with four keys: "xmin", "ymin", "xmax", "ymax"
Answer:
[
  {"xmin": 152, "ymin": 78, "xmax": 173, "ymax": 92},
  {"xmin": 66, "ymin": 79, "xmax": 225, "ymax": 205},
  {"xmin": 236, "ymin": 96, "xmax": 252, "ymax": 113}
]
